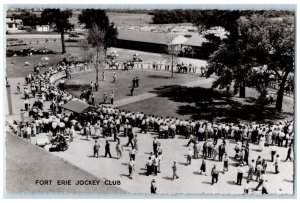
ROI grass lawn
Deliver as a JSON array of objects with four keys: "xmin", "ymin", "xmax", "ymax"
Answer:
[
  {"xmin": 66, "ymin": 70, "xmax": 200, "ymax": 101},
  {"xmin": 120, "ymin": 86, "xmax": 294, "ymax": 123}
]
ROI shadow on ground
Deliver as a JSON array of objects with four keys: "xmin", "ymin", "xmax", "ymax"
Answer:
[{"xmin": 150, "ymin": 85, "xmax": 293, "ymax": 123}]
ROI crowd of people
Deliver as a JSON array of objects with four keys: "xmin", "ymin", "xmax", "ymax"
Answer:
[{"xmin": 7, "ymin": 60, "xmax": 294, "ymax": 195}]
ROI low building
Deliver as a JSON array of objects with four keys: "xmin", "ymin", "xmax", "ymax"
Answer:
[
  {"xmin": 36, "ymin": 25, "xmax": 50, "ymax": 32},
  {"xmin": 6, "ymin": 14, "xmax": 22, "ymax": 32},
  {"xmin": 116, "ymin": 29, "xmax": 188, "ymax": 54},
  {"xmin": 116, "ymin": 29, "xmax": 212, "ymax": 59}
]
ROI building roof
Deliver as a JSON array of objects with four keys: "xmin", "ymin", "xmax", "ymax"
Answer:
[
  {"xmin": 61, "ymin": 100, "xmax": 92, "ymax": 114},
  {"xmin": 183, "ymin": 34, "xmax": 207, "ymax": 47},
  {"xmin": 118, "ymin": 29, "xmax": 186, "ymax": 45}
]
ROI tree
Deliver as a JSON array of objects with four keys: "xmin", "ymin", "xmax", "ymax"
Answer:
[
  {"xmin": 17, "ymin": 11, "xmax": 41, "ymax": 28},
  {"xmin": 237, "ymin": 14, "xmax": 295, "ymax": 111},
  {"xmin": 163, "ymin": 37, "xmax": 179, "ymax": 78},
  {"xmin": 193, "ymin": 10, "xmax": 253, "ymax": 98},
  {"xmin": 78, "ymin": 9, "xmax": 118, "ymax": 50},
  {"xmin": 85, "ymin": 24, "xmax": 107, "ymax": 85},
  {"xmin": 41, "ymin": 9, "xmax": 74, "ymax": 54}
]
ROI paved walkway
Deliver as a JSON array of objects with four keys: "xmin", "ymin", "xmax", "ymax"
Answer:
[{"xmin": 6, "ymin": 78, "xmax": 51, "ymax": 121}]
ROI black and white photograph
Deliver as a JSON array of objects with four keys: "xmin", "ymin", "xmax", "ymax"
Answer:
[{"xmin": 2, "ymin": 1, "xmax": 297, "ymax": 198}]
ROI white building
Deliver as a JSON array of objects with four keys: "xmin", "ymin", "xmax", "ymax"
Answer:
[
  {"xmin": 36, "ymin": 25, "xmax": 50, "ymax": 32},
  {"xmin": 6, "ymin": 14, "xmax": 21, "ymax": 32}
]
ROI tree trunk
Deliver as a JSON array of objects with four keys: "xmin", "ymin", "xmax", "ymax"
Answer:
[
  {"xmin": 275, "ymin": 71, "xmax": 289, "ymax": 111},
  {"xmin": 96, "ymin": 68, "xmax": 99, "ymax": 85},
  {"xmin": 239, "ymin": 86, "xmax": 246, "ymax": 98},
  {"xmin": 60, "ymin": 29, "xmax": 66, "ymax": 54},
  {"xmin": 171, "ymin": 56, "xmax": 174, "ymax": 78}
]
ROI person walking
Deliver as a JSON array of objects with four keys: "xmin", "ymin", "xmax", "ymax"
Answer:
[
  {"xmin": 244, "ymin": 180, "xmax": 250, "ymax": 194},
  {"xmin": 285, "ymin": 145, "xmax": 293, "ymax": 161},
  {"xmin": 150, "ymin": 179, "xmax": 157, "ymax": 194},
  {"xmin": 128, "ymin": 158, "xmax": 135, "ymax": 179},
  {"xmin": 270, "ymin": 145, "xmax": 277, "ymax": 162},
  {"xmin": 223, "ymin": 153, "xmax": 229, "ymax": 172},
  {"xmin": 146, "ymin": 157, "xmax": 153, "ymax": 176},
  {"xmin": 93, "ymin": 140, "xmax": 100, "ymax": 158},
  {"xmin": 129, "ymin": 146, "xmax": 137, "ymax": 161},
  {"xmin": 211, "ymin": 164, "xmax": 219, "ymax": 185},
  {"xmin": 171, "ymin": 161, "xmax": 179, "ymax": 180},
  {"xmin": 116, "ymin": 141, "xmax": 123, "ymax": 159},
  {"xmin": 186, "ymin": 148, "xmax": 193, "ymax": 165},
  {"xmin": 200, "ymin": 160, "xmax": 207, "ymax": 175},
  {"xmin": 130, "ymin": 85, "xmax": 134, "ymax": 96},
  {"xmin": 104, "ymin": 141, "xmax": 112, "ymax": 158},
  {"xmin": 273, "ymin": 154, "xmax": 280, "ymax": 174},
  {"xmin": 237, "ymin": 164, "xmax": 245, "ymax": 185}
]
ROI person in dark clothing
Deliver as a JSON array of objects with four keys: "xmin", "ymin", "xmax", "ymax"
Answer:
[
  {"xmin": 130, "ymin": 86, "xmax": 134, "ymax": 96},
  {"xmin": 136, "ymin": 76, "xmax": 139, "ymax": 87},
  {"xmin": 285, "ymin": 145, "xmax": 293, "ymax": 161},
  {"xmin": 126, "ymin": 132, "xmax": 134, "ymax": 147},
  {"xmin": 104, "ymin": 141, "xmax": 112, "ymax": 158}
]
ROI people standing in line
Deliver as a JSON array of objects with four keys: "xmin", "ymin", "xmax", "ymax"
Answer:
[
  {"xmin": 93, "ymin": 140, "xmax": 100, "ymax": 158},
  {"xmin": 146, "ymin": 156, "xmax": 153, "ymax": 176},
  {"xmin": 172, "ymin": 161, "xmax": 179, "ymax": 180},
  {"xmin": 104, "ymin": 141, "xmax": 112, "ymax": 158}
]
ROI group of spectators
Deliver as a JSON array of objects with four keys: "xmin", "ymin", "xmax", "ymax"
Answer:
[{"xmin": 7, "ymin": 60, "xmax": 294, "ymax": 195}]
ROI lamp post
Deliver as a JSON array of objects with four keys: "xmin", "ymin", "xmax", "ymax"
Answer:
[{"xmin": 6, "ymin": 77, "xmax": 13, "ymax": 115}]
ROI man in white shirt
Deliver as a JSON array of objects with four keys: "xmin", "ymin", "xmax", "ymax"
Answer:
[{"xmin": 237, "ymin": 164, "xmax": 245, "ymax": 185}]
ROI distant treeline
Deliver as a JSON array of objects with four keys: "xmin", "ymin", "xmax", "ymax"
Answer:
[
  {"xmin": 149, "ymin": 9, "xmax": 295, "ymax": 24},
  {"xmin": 106, "ymin": 9, "xmax": 153, "ymax": 14}
]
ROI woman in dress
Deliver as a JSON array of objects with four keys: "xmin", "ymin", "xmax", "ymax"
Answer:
[
  {"xmin": 259, "ymin": 134, "xmax": 266, "ymax": 152},
  {"xmin": 94, "ymin": 121, "xmax": 101, "ymax": 138}
]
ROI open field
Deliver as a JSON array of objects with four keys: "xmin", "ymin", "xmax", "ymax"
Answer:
[
  {"xmin": 66, "ymin": 70, "xmax": 200, "ymax": 101},
  {"xmin": 108, "ymin": 12, "xmax": 153, "ymax": 26}
]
